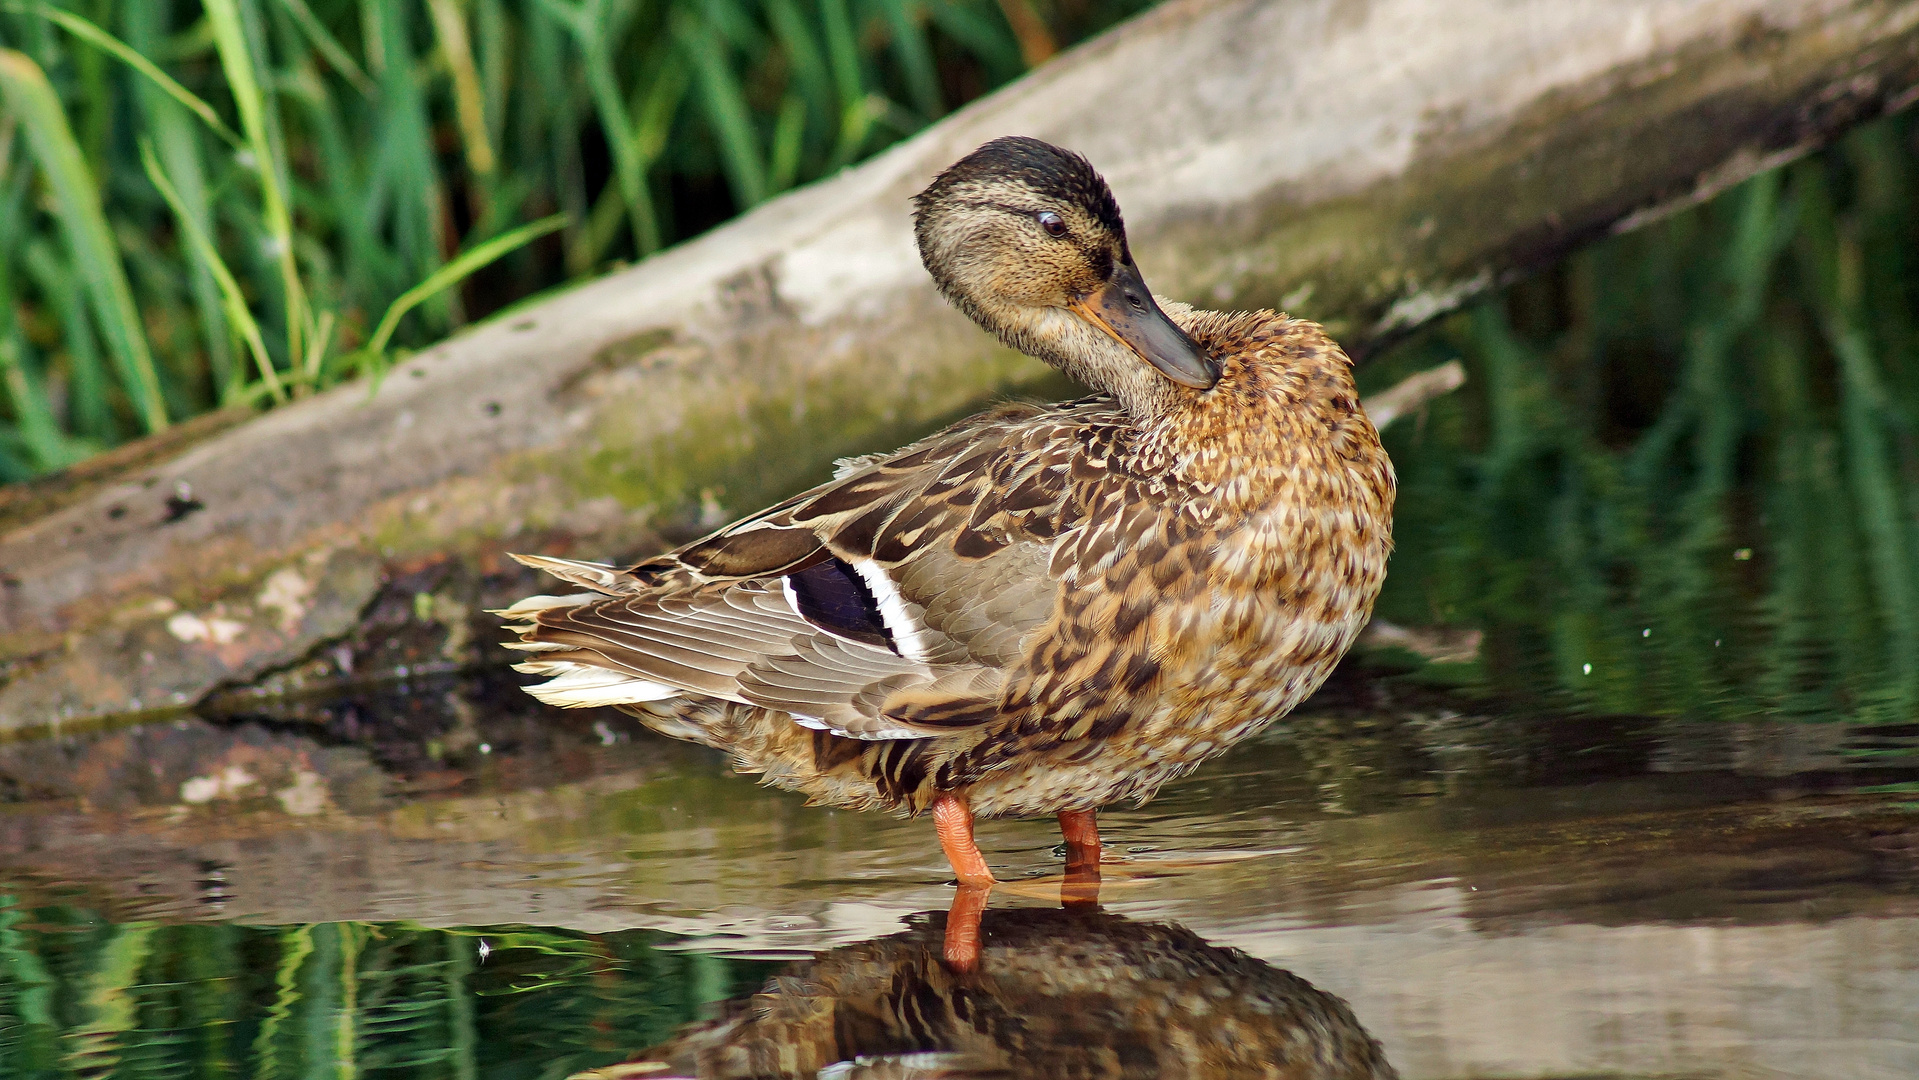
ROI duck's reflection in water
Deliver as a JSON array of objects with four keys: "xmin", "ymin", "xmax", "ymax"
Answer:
[{"xmin": 592, "ymin": 899, "xmax": 1397, "ymax": 1079}]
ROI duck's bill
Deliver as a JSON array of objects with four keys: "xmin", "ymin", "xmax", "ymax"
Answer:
[{"xmin": 1072, "ymin": 263, "xmax": 1219, "ymax": 389}]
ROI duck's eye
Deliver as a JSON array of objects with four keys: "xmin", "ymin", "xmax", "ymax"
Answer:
[{"xmin": 1036, "ymin": 211, "xmax": 1067, "ymax": 238}]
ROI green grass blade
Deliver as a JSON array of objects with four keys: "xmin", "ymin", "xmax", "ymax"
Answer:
[
  {"xmin": 274, "ymin": 0, "xmax": 377, "ymax": 97},
  {"xmin": 0, "ymin": 901, "xmax": 56, "ymax": 1030},
  {"xmin": 0, "ymin": 106, "xmax": 14, "ymax": 179},
  {"xmin": 633, "ymin": 51, "xmax": 691, "ymax": 167},
  {"xmin": 765, "ymin": 0, "xmax": 835, "ymax": 135},
  {"xmin": 569, "ymin": 45, "xmax": 688, "ymax": 270},
  {"xmin": 589, "ymin": 46, "xmax": 656, "ymax": 253},
  {"xmin": 924, "ymin": 0, "xmax": 1021, "ymax": 81},
  {"xmin": 818, "ymin": 0, "xmax": 864, "ymax": 109},
  {"xmin": 290, "ymin": 74, "xmax": 389, "ymax": 337},
  {"xmin": 427, "ymin": 0, "xmax": 496, "ymax": 177},
  {"xmin": 139, "ymin": 139, "xmax": 286, "ymax": 404},
  {"xmin": 443, "ymin": 932, "xmax": 478, "ymax": 1080},
  {"xmin": 304, "ymin": 309, "xmax": 335, "ymax": 384},
  {"xmin": 0, "ymin": 332, "xmax": 75, "ymax": 471},
  {"xmin": 0, "ymin": 47, "xmax": 170, "ymax": 432},
  {"xmin": 874, "ymin": 0, "xmax": 942, "ymax": 120},
  {"xmin": 62, "ymin": 923, "xmax": 158, "ymax": 1076},
  {"xmin": 769, "ymin": 93, "xmax": 806, "ymax": 194},
  {"xmin": 1825, "ymin": 233, "xmax": 1918, "ymax": 706},
  {"xmin": 817, "ymin": 0, "xmax": 872, "ymax": 167},
  {"xmin": 0, "ymin": 247, "xmax": 77, "ymax": 471},
  {"xmin": 695, "ymin": 0, "xmax": 766, "ymax": 52},
  {"xmin": 124, "ymin": 0, "xmax": 238, "ymax": 408},
  {"xmin": 368, "ymin": 0, "xmax": 454, "ymax": 335},
  {"xmin": 525, "ymin": 2, "xmax": 592, "ymax": 272},
  {"xmin": 23, "ymin": 240, "xmax": 113, "ymax": 442},
  {"xmin": 251, "ymin": 0, "xmax": 321, "ymax": 359},
  {"xmin": 160, "ymin": 124, "xmax": 239, "ymax": 404},
  {"xmin": 205, "ymin": 0, "xmax": 307, "ymax": 371},
  {"xmin": 475, "ymin": 0, "xmax": 509, "ymax": 155},
  {"xmin": 363, "ymin": 213, "xmax": 568, "ymax": 360},
  {"xmin": 19, "ymin": 2, "xmax": 247, "ymax": 149},
  {"xmin": 676, "ymin": 9, "xmax": 767, "ymax": 208},
  {"xmin": 252, "ymin": 925, "xmax": 314, "ymax": 1078}
]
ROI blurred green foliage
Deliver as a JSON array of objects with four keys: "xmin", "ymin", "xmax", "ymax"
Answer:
[
  {"xmin": 1366, "ymin": 112, "xmax": 1919, "ymax": 727},
  {"xmin": 0, "ymin": 899, "xmax": 774, "ymax": 1079},
  {"xmin": 0, "ymin": 0, "xmax": 1145, "ymax": 479}
]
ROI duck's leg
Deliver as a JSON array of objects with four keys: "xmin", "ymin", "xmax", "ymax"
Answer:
[
  {"xmin": 1058, "ymin": 808, "xmax": 1102, "ymax": 871},
  {"xmin": 1058, "ymin": 808, "xmax": 1102, "ymax": 908},
  {"xmin": 933, "ymin": 791, "xmax": 994, "ymax": 971},
  {"xmin": 932, "ymin": 791, "xmax": 995, "ymax": 886}
]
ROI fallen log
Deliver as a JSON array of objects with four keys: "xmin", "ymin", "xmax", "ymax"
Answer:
[{"xmin": 0, "ymin": 0, "xmax": 1915, "ymax": 732}]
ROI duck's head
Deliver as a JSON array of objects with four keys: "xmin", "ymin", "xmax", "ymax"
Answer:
[{"xmin": 914, "ymin": 137, "xmax": 1218, "ymax": 413}]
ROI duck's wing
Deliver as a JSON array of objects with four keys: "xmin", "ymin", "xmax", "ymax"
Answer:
[{"xmin": 504, "ymin": 400, "xmax": 1126, "ymax": 739}]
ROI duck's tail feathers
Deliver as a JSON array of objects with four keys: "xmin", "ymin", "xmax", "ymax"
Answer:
[
  {"xmin": 507, "ymin": 553, "xmax": 636, "ymax": 595},
  {"xmin": 511, "ymin": 657, "xmax": 683, "ymax": 709}
]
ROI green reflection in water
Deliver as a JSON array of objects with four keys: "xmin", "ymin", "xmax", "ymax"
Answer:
[
  {"xmin": 0, "ymin": 899, "xmax": 771, "ymax": 1079},
  {"xmin": 1363, "ymin": 112, "xmax": 1919, "ymax": 728}
]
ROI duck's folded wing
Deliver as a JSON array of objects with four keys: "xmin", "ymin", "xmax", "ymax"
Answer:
[
  {"xmin": 500, "ymin": 582, "xmax": 797, "ymax": 700},
  {"xmin": 505, "ymin": 400, "xmax": 1122, "ymax": 737},
  {"xmin": 657, "ymin": 402, "xmax": 1106, "ymax": 659},
  {"xmin": 502, "ymin": 576, "xmax": 1004, "ymax": 738}
]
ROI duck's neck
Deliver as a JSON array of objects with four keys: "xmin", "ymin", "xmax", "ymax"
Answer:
[
  {"xmin": 969, "ymin": 297, "xmax": 1195, "ymax": 422},
  {"xmin": 1125, "ymin": 309, "xmax": 1382, "ymax": 512}
]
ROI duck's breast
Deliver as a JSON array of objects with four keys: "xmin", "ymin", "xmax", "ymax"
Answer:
[{"xmin": 1140, "ymin": 477, "xmax": 1392, "ymax": 748}]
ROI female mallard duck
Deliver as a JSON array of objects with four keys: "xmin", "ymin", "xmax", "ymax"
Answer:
[{"xmin": 503, "ymin": 136, "xmax": 1394, "ymax": 893}]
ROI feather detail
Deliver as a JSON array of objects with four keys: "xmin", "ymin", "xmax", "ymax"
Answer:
[
  {"xmin": 508, "ymin": 554, "xmax": 634, "ymax": 595},
  {"xmin": 513, "ymin": 660, "xmax": 681, "ymax": 708},
  {"xmin": 491, "ymin": 592, "xmax": 603, "ymax": 616},
  {"xmin": 782, "ymin": 560, "xmax": 897, "ymax": 653},
  {"xmin": 848, "ymin": 558, "xmax": 937, "ymax": 663}
]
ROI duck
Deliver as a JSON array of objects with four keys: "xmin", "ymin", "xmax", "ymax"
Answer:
[
  {"xmin": 581, "ymin": 906, "xmax": 1399, "ymax": 1079},
  {"xmin": 501, "ymin": 135, "xmax": 1394, "ymax": 916}
]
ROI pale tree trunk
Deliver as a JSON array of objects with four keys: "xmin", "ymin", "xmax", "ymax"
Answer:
[{"xmin": 0, "ymin": 0, "xmax": 1915, "ymax": 731}]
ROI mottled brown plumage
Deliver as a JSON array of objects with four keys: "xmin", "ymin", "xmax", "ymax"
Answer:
[
  {"xmin": 591, "ymin": 908, "xmax": 1398, "ymax": 1080},
  {"xmin": 501, "ymin": 136, "xmax": 1394, "ymax": 883}
]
